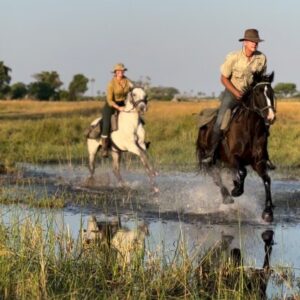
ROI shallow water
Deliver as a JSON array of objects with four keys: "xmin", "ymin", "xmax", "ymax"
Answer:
[{"xmin": 1, "ymin": 163, "xmax": 300, "ymax": 297}]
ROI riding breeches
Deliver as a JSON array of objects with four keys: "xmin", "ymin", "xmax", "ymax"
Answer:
[
  {"xmin": 101, "ymin": 101, "xmax": 125, "ymax": 137},
  {"xmin": 213, "ymin": 89, "xmax": 240, "ymax": 136}
]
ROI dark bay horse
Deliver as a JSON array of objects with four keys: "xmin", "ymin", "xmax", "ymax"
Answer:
[{"xmin": 197, "ymin": 72, "xmax": 276, "ymax": 222}]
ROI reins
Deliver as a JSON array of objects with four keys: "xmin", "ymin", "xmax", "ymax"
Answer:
[
  {"xmin": 241, "ymin": 82, "xmax": 276, "ymax": 120},
  {"xmin": 123, "ymin": 91, "xmax": 148, "ymax": 113}
]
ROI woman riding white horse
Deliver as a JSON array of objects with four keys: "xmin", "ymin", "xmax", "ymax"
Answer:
[
  {"xmin": 100, "ymin": 63, "xmax": 134, "ymax": 157},
  {"xmin": 87, "ymin": 87, "xmax": 158, "ymax": 192}
]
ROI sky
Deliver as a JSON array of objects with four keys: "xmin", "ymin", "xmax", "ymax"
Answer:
[{"xmin": 1, "ymin": 0, "xmax": 300, "ymax": 96}]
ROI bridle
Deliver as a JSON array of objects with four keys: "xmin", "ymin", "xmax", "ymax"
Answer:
[
  {"xmin": 124, "ymin": 90, "xmax": 148, "ymax": 113},
  {"xmin": 242, "ymin": 82, "xmax": 276, "ymax": 120}
]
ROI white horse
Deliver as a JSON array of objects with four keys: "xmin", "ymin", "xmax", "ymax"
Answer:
[{"xmin": 87, "ymin": 88, "xmax": 158, "ymax": 192}]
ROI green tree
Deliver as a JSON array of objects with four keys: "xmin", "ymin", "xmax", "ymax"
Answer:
[
  {"xmin": 10, "ymin": 82, "xmax": 28, "ymax": 99},
  {"xmin": 68, "ymin": 74, "xmax": 89, "ymax": 100},
  {"xmin": 147, "ymin": 86, "xmax": 179, "ymax": 101},
  {"xmin": 58, "ymin": 89, "xmax": 69, "ymax": 101},
  {"xmin": 274, "ymin": 82, "xmax": 297, "ymax": 98},
  {"xmin": 0, "ymin": 61, "xmax": 12, "ymax": 98},
  {"xmin": 28, "ymin": 71, "xmax": 63, "ymax": 100}
]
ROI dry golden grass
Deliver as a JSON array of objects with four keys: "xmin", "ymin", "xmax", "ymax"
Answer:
[
  {"xmin": 147, "ymin": 100, "xmax": 218, "ymax": 120},
  {"xmin": 274, "ymin": 101, "xmax": 300, "ymax": 122},
  {"xmin": 0, "ymin": 100, "xmax": 103, "ymax": 116},
  {"xmin": 0, "ymin": 99, "xmax": 299, "ymax": 169},
  {"xmin": 2, "ymin": 99, "xmax": 298, "ymax": 120}
]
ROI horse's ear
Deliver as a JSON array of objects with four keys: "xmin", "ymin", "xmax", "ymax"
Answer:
[
  {"xmin": 268, "ymin": 71, "xmax": 275, "ymax": 83},
  {"xmin": 253, "ymin": 71, "xmax": 263, "ymax": 84}
]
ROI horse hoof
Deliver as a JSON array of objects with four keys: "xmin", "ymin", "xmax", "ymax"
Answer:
[
  {"xmin": 151, "ymin": 170, "xmax": 159, "ymax": 177},
  {"xmin": 223, "ymin": 195, "xmax": 234, "ymax": 204},
  {"xmin": 262, "ymin": 208, "xmax": 273, "ymax": 223},
  {"xmin": 231, "ymin": 187, "xmax": 244, "ymax": 197},
  {"xmin": 153, "ymin": 186, "xmax": 160, "ymax": 193}
]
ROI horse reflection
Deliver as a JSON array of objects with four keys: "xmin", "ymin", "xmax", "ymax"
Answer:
[
  {"xmin": 197, "ymin": 72, "xmax": 276, "ymax": 222},
  {"xmin": 195, "ymin": 229, "xmax": 274, "ymax": 299}
]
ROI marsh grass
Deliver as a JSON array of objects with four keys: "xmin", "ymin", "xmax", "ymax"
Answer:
[
  {"xmin": 0, "ymin": 212, "xmax": 298, "ymax": 299},
  {"xmin": 1, "ymin": 100, "xmax": 300, "ymax": 298},
  {"xmin": 0, "ymin": 99, "xmax": 300, "ymax": 173},
  {"xmin": 0, "ymin": 192, "xmax": 66, "ymax": 209}
]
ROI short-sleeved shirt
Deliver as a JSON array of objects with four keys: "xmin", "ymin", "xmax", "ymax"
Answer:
[
  {"xmin": 220, "ymin": 49, "xmax": 267, "ymax": 91},
  {"xmin": 106, "ymin": 77, "xmax": 133, "ymax": 107}
]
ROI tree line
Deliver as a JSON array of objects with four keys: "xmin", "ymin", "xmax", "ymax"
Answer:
[
  {"xmin": 1, "ymin": 61, "xmax": 299, "ymax": 101},
  {"xmin": 0, "ymin": 61, "xmax": 90, "ymax": 101}
]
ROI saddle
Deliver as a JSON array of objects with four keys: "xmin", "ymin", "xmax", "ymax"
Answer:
[
  {"xmin": 85, "ymin": 114, "xmax": 146, "ymax": 140},
  {"xmin": 84, "ymin": 113, "xmax": 119, "ymax": 139},
  {"xmin": 198, "ymin": 107, "xmax": 232, "ymax": 131}
]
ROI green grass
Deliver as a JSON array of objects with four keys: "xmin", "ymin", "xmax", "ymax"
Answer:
[
  {"xmin": 0, "ymin": 99, "xmax": 299, "ymax": 173},
  {"xmin": 0, "ymin": 212, "xmax": 296, "ymax": 299}
]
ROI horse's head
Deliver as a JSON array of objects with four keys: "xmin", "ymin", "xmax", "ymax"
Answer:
[
  {"xmin": 249, "ymin": 71, "xmax": 276, "ymax": 125},
  {"xmin": 125, "ymin": 87, "xmax": 148, "ymax": 114}
]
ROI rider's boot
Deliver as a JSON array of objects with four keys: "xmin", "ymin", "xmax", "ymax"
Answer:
[{"xmin": 101, "ymin": 137, "xmax": 109, "ymax": 158}]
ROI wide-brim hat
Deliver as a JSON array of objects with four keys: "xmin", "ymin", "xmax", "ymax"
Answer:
[
  {"xmin": 112, "ymin": 63, "xmax": 127, "ymax": 73},
  {"xmin": 239, "ymin": 29, "xmax": 264, "ymax": 43}
]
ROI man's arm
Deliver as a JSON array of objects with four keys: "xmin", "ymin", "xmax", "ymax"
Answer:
[{"xmin": 221, "ymin": 75, "xmax": 243, "ymax": 100}]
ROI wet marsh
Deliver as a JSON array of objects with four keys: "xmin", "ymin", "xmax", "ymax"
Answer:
[{"xmin": 1, "ymin": 99, "xmax": 300, "ymax": 298}]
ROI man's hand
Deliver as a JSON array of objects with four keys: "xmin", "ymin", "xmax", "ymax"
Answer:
[
  {"xmin": 221, "ymin": 74, "xmax": 243, "ymax": 100},
  {"xmin": 233, "ymin": 90, "xmax": 243, "ymax": 100}
]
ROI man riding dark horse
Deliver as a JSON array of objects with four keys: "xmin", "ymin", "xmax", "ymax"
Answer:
[{"xmin": 202, "ymin": 29, "xmax": 275, "ymax": 169}]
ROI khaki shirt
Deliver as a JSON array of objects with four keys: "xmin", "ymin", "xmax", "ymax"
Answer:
[
  {"xmin": 220, "ymin": 48, "xmax": 267, "ymax": 91},
  {"xmin": 106, "ymin": 77, "xmax": 133, "ymax": 107}
]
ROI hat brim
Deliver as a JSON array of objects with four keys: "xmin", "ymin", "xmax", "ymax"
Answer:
[
  {"xmin": 112, "ymin": 68, "xmax": 127, "ymax": 73},
  {"xmin": 239, "ymin": 38, "xmax": 264, "ymax": 42}
]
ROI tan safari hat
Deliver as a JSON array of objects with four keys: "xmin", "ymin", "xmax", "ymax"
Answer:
[
  {"xmin": 239, "ymin": 29, "xmax": 264, "ymax": 42},
  {"xmin": 112, "ymin": 63, "xmax": 127, "ymax": 73}
]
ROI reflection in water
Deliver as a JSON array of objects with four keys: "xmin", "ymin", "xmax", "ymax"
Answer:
[
  {"xmin": 2, "ymin": 164, "xmax": 300, "ymax": 297},
  {"xmin": 1, "ymin": 205, "xmax": 300, "ymax": 297},
  {"xmin": 194, "ymin": 230, "xmax": 274, "ymax": 299}
]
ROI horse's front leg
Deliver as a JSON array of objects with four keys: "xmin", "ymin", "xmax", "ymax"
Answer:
[
  {"xmin": 231, "ymin": 165, "xmax": 247, "ymax": 197},
  {"xmin": 111, "ymin": 149, "xmax": 125, "ymax": 187},
  {"xmin": 210, "ymin": 166, "xmax": 234, "ymax": 204},
  {"xmin": 253, "ymin": 162, "xmax": 274, "ymax": 222},
  {"xmin": 261, "ymin": 173, "xmax": 274, "ymax": 222},
  {"xmin": 138, "ymin": 149, "xmax": 159, "ymax": 193}
]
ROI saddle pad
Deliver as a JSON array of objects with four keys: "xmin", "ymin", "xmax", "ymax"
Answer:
[
  {"xmin": 198, "ymin": 107, "xmax": 231, "ymax": 131},
  {"xmin": 198, "ymin": 108, "xmax": 218, "ymax": 128}
]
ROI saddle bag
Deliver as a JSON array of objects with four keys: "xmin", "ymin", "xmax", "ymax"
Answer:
[
  {"xmin": 85, "ymin": 113, "xmax": 119, "ymax": 139},
  {"xmin": 84, "ymin": 117, "xmax": 102, "ymax": 139}
]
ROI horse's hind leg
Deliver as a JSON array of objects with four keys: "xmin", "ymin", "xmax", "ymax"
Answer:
[
  {"xmin": 231, "ymin": 165, "xmax": 247, "ymax": 197},
  {"xmin": 210, "ymin": 166, "xmax": 234, "ymax": 204},
  {"xmin": 87, "ymin": 139, "xmax": 100, "ymax": 177},
  {"xmin": 111, "ymin": 149, "xmax": 125, "ymax": 187}
]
